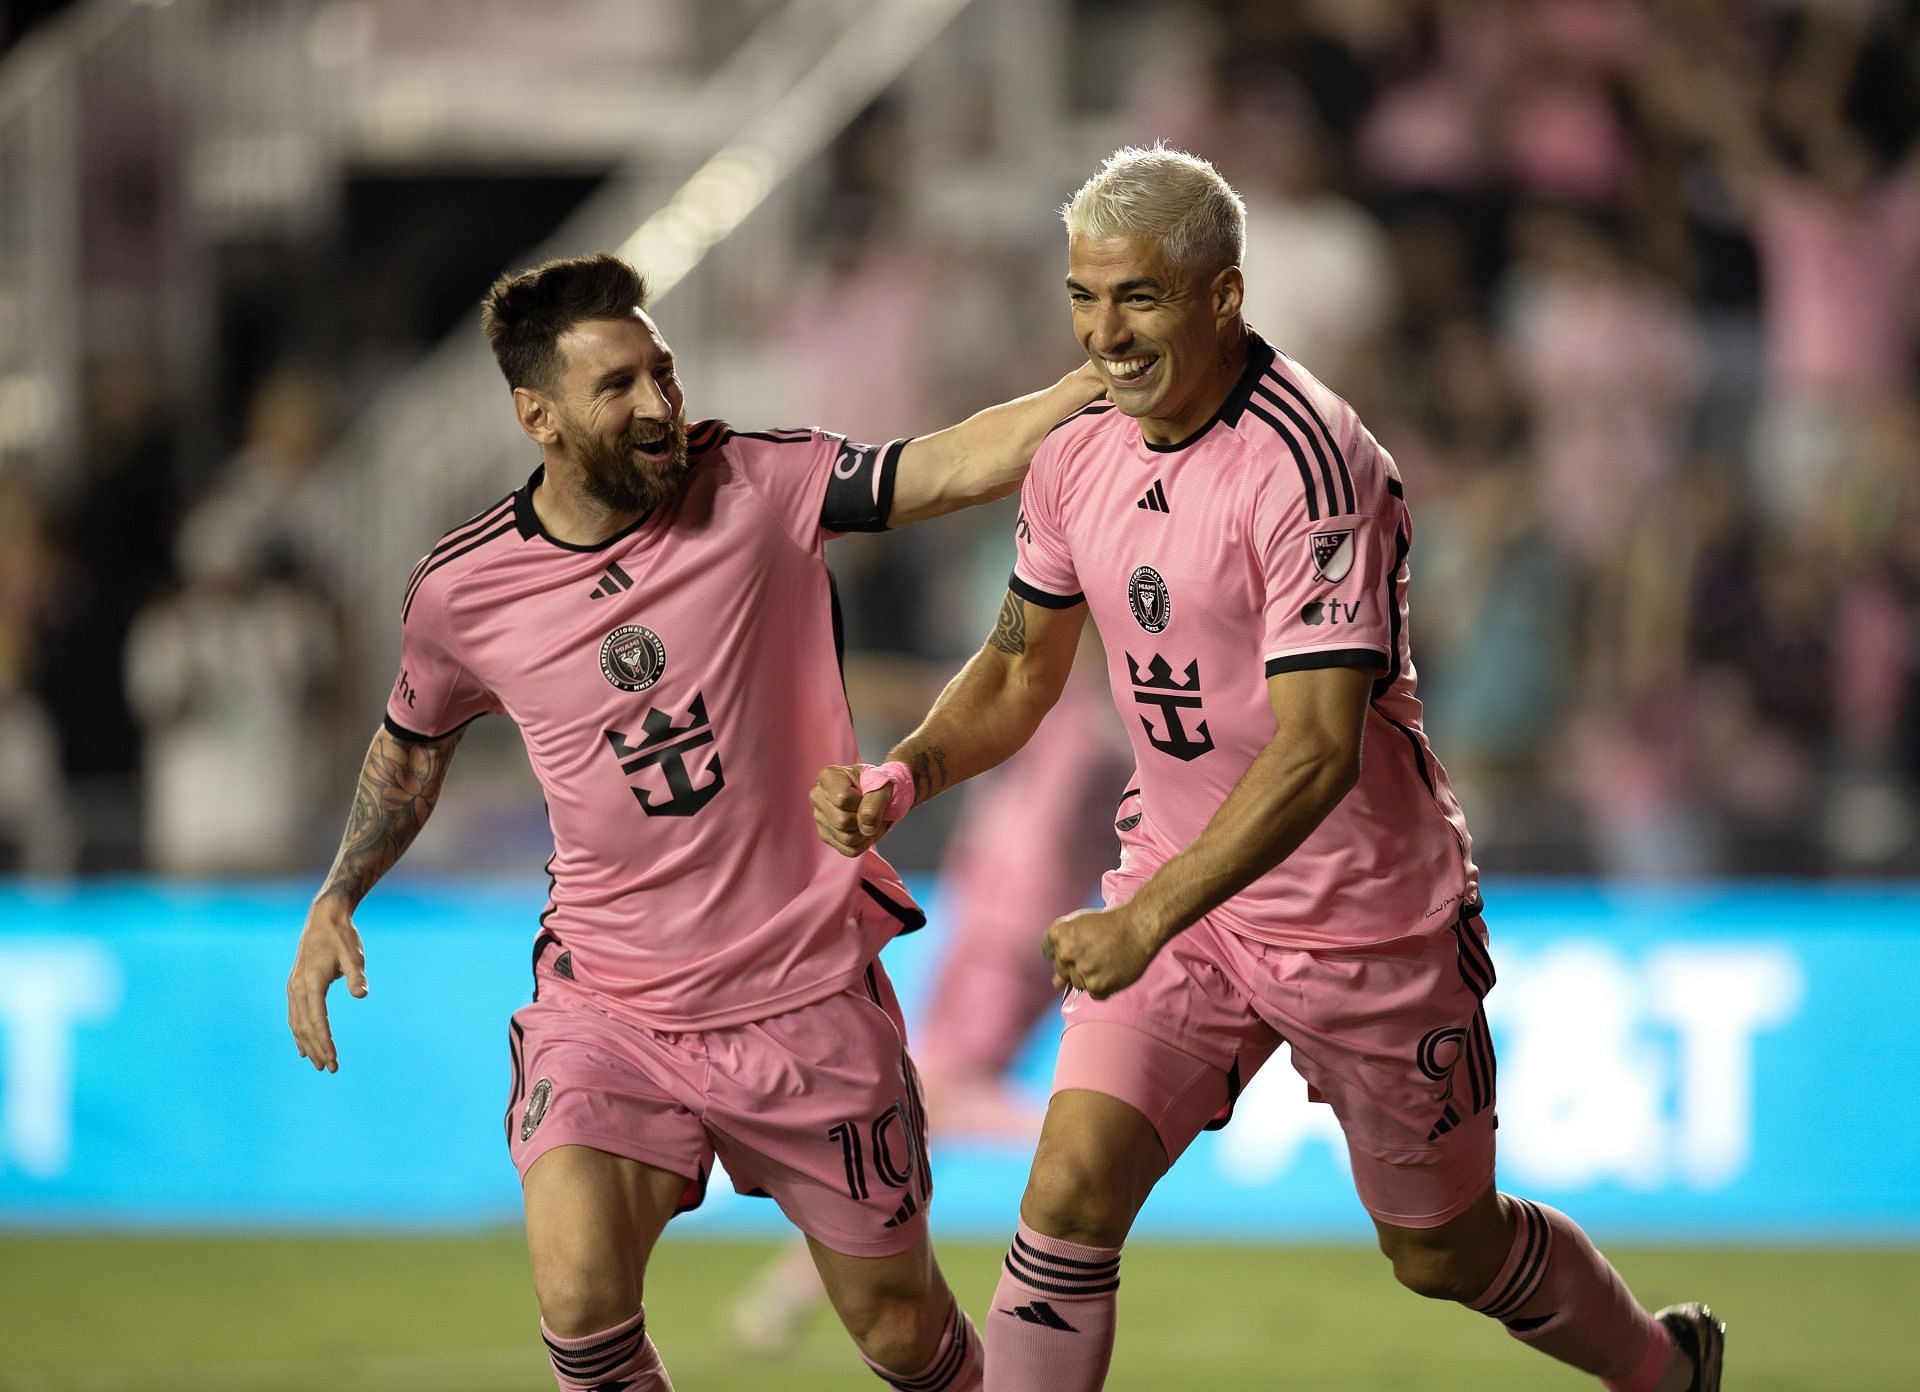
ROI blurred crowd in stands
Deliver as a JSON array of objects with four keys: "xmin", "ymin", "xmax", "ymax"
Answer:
[{"xmin": 4, "ymin": 0, "xmax": 1918, "ymax": 879}]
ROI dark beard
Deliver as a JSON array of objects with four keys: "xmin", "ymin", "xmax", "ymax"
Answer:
[{"xmin": 575, "ymin": 416, "xmax": 691, "ymax": 514}]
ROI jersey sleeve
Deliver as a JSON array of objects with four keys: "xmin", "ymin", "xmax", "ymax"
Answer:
[
  {"xmin": 1256, "ymin": 471, "xmax": 1397, "ymax": 679},
  {"xmin": 1008, "ymin": 441, "xmax": 1084, "ymax": 608},
  {"xmin": 722, "ymin": 425, "xmax": 907, "ymax": 547},
  {"xmin": 385, "ymin": 571, "xmax": 500, "ymax": 742}
]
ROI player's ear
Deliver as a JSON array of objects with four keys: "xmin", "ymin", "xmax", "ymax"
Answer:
[
  {"xmin": 513, "ymin": 386, "xmax": 560, "ymax": 447},
  {"xmin": 1211, "ymin": 264, "xmax": 1244, "ymax": 327}
]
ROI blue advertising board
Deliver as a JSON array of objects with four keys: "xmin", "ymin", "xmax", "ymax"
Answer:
[{"xmin": 0, "ymin": 879, "xmax": 1915, "ymax": 1241}]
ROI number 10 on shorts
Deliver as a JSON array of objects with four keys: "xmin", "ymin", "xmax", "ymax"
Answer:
[{"xmin": 828, "ymin": 1098, "xmax": 931, "ymax": 1208}]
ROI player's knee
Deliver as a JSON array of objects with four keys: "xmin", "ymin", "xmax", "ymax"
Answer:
[
  {"xmin": 1020, "ymin": 1153, "xmax": 1137, "ymax": 1248},
  {"xmin": 1378, "ymin": 1235, "xmax": 1485, "ymax": 1304},
  {"xmin": 536, "ymin": 1265, "xmax": 639, "ymax": 1338},
  {"xmin": 844, "ymin": 1289, "xmax": 945, "ymax": 1375}
]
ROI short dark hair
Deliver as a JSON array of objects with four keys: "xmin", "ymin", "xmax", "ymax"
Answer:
[{"xmin": 481, "ymin": 253, "xmax": 650, "ymax": 390}]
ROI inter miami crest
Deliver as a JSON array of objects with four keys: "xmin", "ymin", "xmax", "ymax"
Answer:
[
  {"xmin": 1128, "ymin": 565, "xmax": 1171, "ymax": 633},
  {"xmin": 599, "ymin": 625, "xmax": 667, "ymax": 692},
  {"xmin": 1309, "ymin": 529, "xmax": 1355, "ymax": 583},
  {"xmin": 520, "ymin": 1077, "xmax": 554, "ymax": 1142}
]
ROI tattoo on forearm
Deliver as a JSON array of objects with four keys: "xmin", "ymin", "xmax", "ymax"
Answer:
[
  {"xmin": 988, "ymin": 592, "xmax": 1027, "ymax": 656},
  {"xmin": 907, "ymin": 744, "xmax": 949, "ymax": 805},
  {"xmin": 319, "ymin": 730, "xmax": 460, "ymax": 905}
]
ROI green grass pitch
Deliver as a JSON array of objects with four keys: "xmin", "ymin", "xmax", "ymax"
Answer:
[{"xmin": 1, "ymin": 1235, "xmax": 1915, "ymax": 1389}]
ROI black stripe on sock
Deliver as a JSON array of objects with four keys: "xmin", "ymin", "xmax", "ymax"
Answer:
[
  {"xmin": 1004, "ymin": 1243, "xmax": 1121, "ymax": 1295},
  {"xmin": 1011, "ymin": 1233, "xmax": 1120, "ymax": 1271},
  {"xmin": 1482, "ymin": 1201, "xmax": 1550, "ymax": 1320},
  {"xmin": 883, "ymin": 1303, "xmax": 970, "ymax": 1391},
  {"xmin": 543, "ymin": 1319, "xmax": 644, "ymax": 1375},
  {"xmin": 1002, "ymin": 1256, "xmax": 1122, "ymax": 1298}
]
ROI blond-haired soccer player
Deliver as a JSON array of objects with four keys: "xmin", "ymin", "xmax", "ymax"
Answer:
[
  {"xmin": 287, "ymin": 252, "xmax": 1100, "ymax": 1392},
  {"xmin": 814, "ymin": 148, "xmax": 1723, "ymax": 1392}
]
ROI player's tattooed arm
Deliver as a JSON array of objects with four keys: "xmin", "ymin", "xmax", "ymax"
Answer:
[
  {"xmin": 906, "ymin": 744, "xmax": 950, "ymax": 805},
  {"xmin": 987, "ymin": 591, "xmax": 1027, "ymax": 656},
  {"xmin": 316, "ymin": 725, "xmax": 464, "ymax": 909},
  {"xmin": 878, "ymin": 590, "xmax": 1083, "ymax": 808},
  {"xmin": 292, "ymin": 724, "xmax": 463, "ymax": 1073}
]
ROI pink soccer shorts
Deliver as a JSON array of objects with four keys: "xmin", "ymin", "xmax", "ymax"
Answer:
[
  {"xmin": 1053, "ymin": 902, "xmax": 1498, "ymax": 1228},
  {"xmin": 505, "ymin": 959, "xmax": 933, "ymax": 1258}
]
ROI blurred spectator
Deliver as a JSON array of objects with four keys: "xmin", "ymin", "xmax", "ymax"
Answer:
[
  {"xmin": 1233, "ymin": 100, "xmax": 1397, "ymax": 405},
  {"xmin": 32, "ymin": 351, "xmax": 181, "ymax": 869},
  {"xmin": 175, "ymin": 366, "xmax": 349, "ymax": 600},
  {"xmin": 0, "ymin": 474, "xmax": 78, "ymax": 876},
  {"xmin": 124, "ymin": 525, "xmax": 338, "ymax": 876}
]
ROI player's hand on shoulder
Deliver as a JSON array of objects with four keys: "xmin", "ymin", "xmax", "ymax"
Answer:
[
  {"xmin": 1068, "ymin": 358, "xmax": 1106, "ymax": 400},
  {"xmin": 812, "ymin": 764, "xmax": 894, "ymax": 858},
  {"xmin": 1042, "ymin": 905, "xmax": 1162, "ymax": 1000},
  {"xmin": 287, "ymin": 896, "xmax": 368, "ymax": 1074}
]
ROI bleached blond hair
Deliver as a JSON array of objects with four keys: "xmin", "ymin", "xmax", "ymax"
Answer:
[{"xmin": 1061, "ymin": 143, "xmax": 1246, "ymax": 276}]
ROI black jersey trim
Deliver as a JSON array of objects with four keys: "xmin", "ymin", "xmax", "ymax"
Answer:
[
  {"xmin": 1259, "ymin": 370, "xmax": 1355, "ymax": 514},
  {"xmin": 1386, "ymin": 475, "xmax": 1404, "ymax": 499},
  {"xmin": 860, "ymin": 880, "xmax": 927, "ymax": 934},
  {"xmin": 406, "ymin": 496, "xmax": 515, "ymax": 593},
  {"xmin": 1246, "ymin": 401, "xmax": 1321, "ymax": 522},
  {"xmin": 1140, "ymin": 332, "xmax": 1275, "ymax": 453},
  {"xmin": 1044, "ymin": 400, "xmax": 1118, "ymax": 438},
  {"xmin": 511, "ymin": 465, "xmax": 655, "ymax": 553},
  {"xmin": 383, "ymin": 710, "xmax": 487, "ymax": 744},
  {"xmin": 505, "ymin": 1019, "xmax": 527, "ymax": 1137},
  {"xmin": 1253, "ymin": 380, "xmax": 1348, "ymax": 517},
  {"xmin": 1008, "ymin": 573, "xmax": 1086, "ymax": 610},
  {"xmin": 403, "ymin": 514, "xmax": 520, "ymax": 620},
  {"xmin": 1371, "ymin": 525, "xmax": 1411, "ymax": 701},
  {"xmin": 1379, "ymin": 709, "xmax": 1436, "ymax": 795},
  {"xmin": 1264, "ymin": 648, "xmax": 1389, "ymax": 677}
]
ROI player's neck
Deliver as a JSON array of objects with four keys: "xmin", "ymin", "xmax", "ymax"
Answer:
[
  {"xmin": 531, "ymin": 462, "xmax": 645, "ymax": 547},
  {"xmin": 1138, "ymin": 327, "xmax": 1251, "ymax": 447}
]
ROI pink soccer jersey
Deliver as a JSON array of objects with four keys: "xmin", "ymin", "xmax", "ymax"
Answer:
[
  {"xmin": 387, "ymin": 422, "xmax": 924, "ymax": 1030},
  {"xmin": 1012, "ymin": 334, "xmax": 1478, "ymax": 949}
]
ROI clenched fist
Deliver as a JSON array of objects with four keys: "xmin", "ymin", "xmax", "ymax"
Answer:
[
  {"xmin": 1042, "ymin": 905, "xmax": 1167, "ymax": 999},
  {"xmin": 812, "ymin": 764, "xmax": 897, "ymax": 857}
]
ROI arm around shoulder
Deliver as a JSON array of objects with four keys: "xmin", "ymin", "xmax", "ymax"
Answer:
[{"xmin": 886, "ymin": 363, "xmax": 1105, "ymax": 526}]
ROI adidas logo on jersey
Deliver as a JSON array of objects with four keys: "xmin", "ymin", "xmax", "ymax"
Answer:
[
  {"xmin": 998, "ymin": 1301, "xmax": 1077, "ymax": 1331},
  {"xmin": 589, "ymin": 561, "xmax": 635, "ymax": 599},
  {"xmin": 1136, "ymin": 480, "xmax": 1170, "ymax": 513}
]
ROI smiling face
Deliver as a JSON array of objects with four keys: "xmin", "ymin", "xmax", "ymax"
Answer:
[
  {"xmin": 1066, "ymin": 234, "xmax": 1244, "ymax": 446},
  {"xmin": 536, "ymin": 310, "xmax": 689, "ymax": 513}
]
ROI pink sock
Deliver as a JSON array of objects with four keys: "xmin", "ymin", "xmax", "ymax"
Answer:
[
  {"xmin": 541, "ymin": 1308, "xmax": 674, "ymax": 1391},
  {"xmin": 1469, "ymin": 1197, "xmax": 1673, "ymax": 1390},
  {"xmin": 861, "ymin": 1297, "xmax": 983, "ymax": 1391},
  {"xmin": 984, "ymin": 1222, "xmax": 1121, "ymax": 1391}
]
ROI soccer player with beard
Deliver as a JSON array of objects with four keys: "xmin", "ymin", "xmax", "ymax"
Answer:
[
  {"xmin": 286, "ymin": 252, "xmax": 1102, "ymax": 1392},
  {"xmin": 814, "ymin": 148, "xmax": 1724, "ymax": 1391}
]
